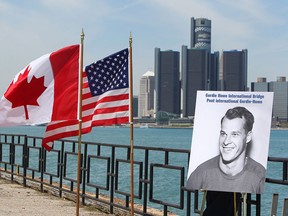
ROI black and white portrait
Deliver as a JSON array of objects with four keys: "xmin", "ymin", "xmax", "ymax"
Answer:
[{"xmin": 187, "ymin": 91, "xmax": 274, "ymax": 194}]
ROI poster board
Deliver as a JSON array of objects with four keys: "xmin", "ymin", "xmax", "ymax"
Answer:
[{"xmin": 187, "ymin": 91, "xmax": 274, "ymax": 194}]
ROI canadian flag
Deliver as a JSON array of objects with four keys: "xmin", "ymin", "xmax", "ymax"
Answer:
[{"xmin": 0, "ymin": 45, "xmax": 79, "ymax": 126}]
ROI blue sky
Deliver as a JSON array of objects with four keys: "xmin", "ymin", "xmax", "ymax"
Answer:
[{"xmin": 1, "ymin": 0, "xmax": 288, "ymax": 96}]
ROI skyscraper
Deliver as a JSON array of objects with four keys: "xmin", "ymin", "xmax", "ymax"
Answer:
[
  {"xmin": 218, "ymin": 49, "xmax": 248, "ymax": 91},
  {"xmin": 182, "ymin": 45, "xmax": 209, "ymax": 117},
  {"xmin": 154, "ymin": 48, "xmax": 180, "ymax": 117},
  {"xmin": 190, "ymin": 17, "xmax": 212, "ymax": 52},
  {"xmin": 138, "ymin": 71, "xmax": 155, "ymax": 118},
  {"xmin": 209, "ymin": 51, "xmax": 219, "ymax": 91},
  {"xmin": 181, "ymin": 17, "xmax": 217, "ymax": 117}
]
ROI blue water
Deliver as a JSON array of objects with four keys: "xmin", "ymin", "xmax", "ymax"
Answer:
[{"xmin": 0, "ymin": 126, "xmax": 287, "ymax": 215}]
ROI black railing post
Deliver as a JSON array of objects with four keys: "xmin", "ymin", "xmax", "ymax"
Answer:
[
  {"xmin": 256, "ymin": 194, "xmax": 261, "ymax": 216},
  {"xmin": 82, "ymin": 143, "xmax": 88, "ymax": 204},
  {"xmin": 165, "ymin": 151, "xmax": 169, "ymax": 165},
  {"xmin": 283, "ymin": 162, "xmax": 287, "ymax": 181},
  {"xmin": 23, "ymin": 135, "xmax": 28, "ymax": 187},
  {"xmin": 10, "ymin": 135, "xmax": 15, "ymax": 181},
  {"xmin": 143, "ymin": 149, "xmax": 149, "ymax": 214},
  {"xmin": 187, "ymin": 191, "xmax": 191, "ymax": 216},
  {"xmin": 59, "ymin": 141, "xmax": 65, "ymax": 197},
  {"xmin": 194, "ymin": 190, "xmax": 199, "ymax": 213},
  {"xmin": 164, "ymin": 205, "xmax": 168, "ymax": 216},
  {"xmin": 40, "ymin": 144, "xmax": 45, "ymax": 192},
  {"xmin": 109, "ymin": 146, "xmax": 115, "ymax": 214},
  {"xmin": 247, "ymin": 193, "xmax": 251, "ymax": 216}
]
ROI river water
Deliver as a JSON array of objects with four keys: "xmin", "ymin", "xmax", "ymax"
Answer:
[{"xmin": 0, "ymin": 126, "xmax": 287, "ymax": 215}]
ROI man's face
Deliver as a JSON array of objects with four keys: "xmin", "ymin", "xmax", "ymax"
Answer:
[{"xmin": 219, "ymin": 117, "xmax": 251, "ymax": 163}]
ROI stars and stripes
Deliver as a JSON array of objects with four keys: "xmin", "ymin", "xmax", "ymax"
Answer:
[
  {"xmin": 85, "ymin": 49, "xmax": 128, "ymax": 96},
  {"xmin": 42, "ymin": 48, "xmax": 130, "ymax": 151},
  {"xmin": 86, "ymin": 49, "xmax": 128, "ymax": 96}
]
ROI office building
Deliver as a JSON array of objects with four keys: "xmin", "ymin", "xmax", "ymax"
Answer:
[
  {"xmin": 154, "ymin": 48, "xmax": 181, "ymax": 117},
  {"xmin": 251, "ymin": 77, "xmax": 269, "ymax": 91},
  {"xmin": 219, "ymin": 49, "xmax": 248, "ymax": 91},
  {"xmin": 251, "ymin": 76, "xmax": 288, "ymax": 121},
  {"xmin": 138, "ymin": 71, "xmax": 155, "ymax": 118},
  {"xmin": 181, "ymin": 45, "xmax": 209, "ymax": 117},
  {"xmin": 152, "ymin": 17, "xmax": 248, "ymax": 120},
  {"xmin": 181, "ymin": 17, "xmax": 218, "ymax": 117},
  {"xmin": 209, "ymin": 51, "xmax": 219, "ymax": 91},
  {"xmin": 190, "ymin": 17, "xmax": 211, "ymax": 52},
  {"xmin": 270, "ymin": 77, "xmax": 288, "ymax": 121}
]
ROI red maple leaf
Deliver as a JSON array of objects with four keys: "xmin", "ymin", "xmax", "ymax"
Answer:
[{"xmin": 4, "ymin": 65, "xmax": 47, "ymax": 120}]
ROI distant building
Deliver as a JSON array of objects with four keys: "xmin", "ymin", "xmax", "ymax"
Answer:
[
  {"xmin": 190, "ymin": 17, "xmax": 211, "ymax": 52},
  {"xmin": 181, "ymin": 17, "xmax": 218, "ymax": 117},
  {"xmin": 133, "ymin": 96, "xmax": 138, "ymax": 118},
  {"xmin": 218, "ymin": 49, "xmax": 248, "ymax": 91},
  {"xmin": 181, "ymin": 45, "xmax": 209, "ymax": 117},
  {"xmin": 251, "ymin": 77, "xmax": 269, "ymax": 91},
  {"xmin": 209, "ymin": 51, "xmax": 219, "ymax": 91},
  {"xmin": 138, "ymin": 71, "xmax": 155, "ymax": 118},
  {"xmin": 270, "ymin": 77, "xmax": 288, "ymax": 121},
  {"xmin": 154, "ymin": 48, "xmax": 181, "ymax": 117},
  {"xmin": 151, "ymin": 17, "xmax": 249, "ymax": 120},
  {"xmin": 251, "ymin": 76, "xmax": 288, "ymax": 121}
]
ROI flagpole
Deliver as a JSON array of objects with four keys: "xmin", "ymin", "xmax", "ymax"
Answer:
[
  {"xmin": 129, "ymin": 33, "xmax": 135, "ymax": 215},
  {"xmin": 76, "ymin": 29, "xmax": 84, "ymax": 216}
]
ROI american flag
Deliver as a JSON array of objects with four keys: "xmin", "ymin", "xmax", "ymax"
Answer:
[{"xmin": 42, "ymin": 48, "xmax": 130, "ymax": 151}]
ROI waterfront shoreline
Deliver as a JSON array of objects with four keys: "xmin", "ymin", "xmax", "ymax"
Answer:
[
  {"xmin": 0, "ymin": 171, "xmax": 175, "ymax": 216},
  {"xmin": 0, "ymin": 173, "xmax": 113, "ymax": 216}
]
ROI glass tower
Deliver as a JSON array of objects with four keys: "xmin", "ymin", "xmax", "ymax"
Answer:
[{"xmin": 154, "ymin": 48, "xmax": 181, "ymax": 117}]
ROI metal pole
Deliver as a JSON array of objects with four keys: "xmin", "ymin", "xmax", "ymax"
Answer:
[
  {"xmin": 76, "ymin": 29, "xmax": 84, "ymax": 216},
  {"xmin": 129, "ymin": 33, "xmax": 135, "ymax": 215}
]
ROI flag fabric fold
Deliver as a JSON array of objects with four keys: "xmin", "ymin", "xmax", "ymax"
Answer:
[
  {"xmin": 0, "ymin": 45, "xmax": 80, "ymax": 126},
  {"xmin": 42, "ymin": 48, "xmax": 130, "ymax": 151}
]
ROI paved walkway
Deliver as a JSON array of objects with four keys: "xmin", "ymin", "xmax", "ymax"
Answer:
[{"xmin": 0, "ymin": 178, "xmax": 114, "ymax": 216}]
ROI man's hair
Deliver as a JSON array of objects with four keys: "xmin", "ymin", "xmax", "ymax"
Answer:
[{"xmin": 221, "ymin": 106, "xmax": 254, "ymax": 132}]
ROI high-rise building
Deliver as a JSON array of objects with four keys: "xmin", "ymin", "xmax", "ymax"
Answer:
[
  {"xmin": 190, "ymin": 17, "xmax": 211, "ymax": 52},
  {"xmin": 152, "ymin": 17, "xmax": 248, "ymax": 119},
  {"xmin": 138, "ymin": 71, "xmax": 155, "ymax": 118},
  {"xmin": 218, "ymin": 49, "xmax": 248, "ymax": 91},
  {"xmin": 251, "ymin": 76, "xmax": 288, "ymax": 121},
  {"xmin": 209, "ymin": 51, "xmax": 219, "ymax": 91},
  {"xmin": 154, "ymin": 48, "xmax": 181, "ymax": 116},
  {"xmin": 181, "ymin": 17, "xmax": 217, "ymax": 117},
  {"xmin": 181, "ymin": 45, "xmax": 209, "ymax": 117}
]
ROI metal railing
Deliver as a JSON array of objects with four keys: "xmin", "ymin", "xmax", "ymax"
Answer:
[{"xmin": 0, "ymin": 133, "xmax": 287, "ymax": 215}]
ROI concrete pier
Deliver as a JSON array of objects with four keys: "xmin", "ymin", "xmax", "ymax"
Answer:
[{"xmin": 0, "ymin": 178, "xmax": 114, "ymax": 216}]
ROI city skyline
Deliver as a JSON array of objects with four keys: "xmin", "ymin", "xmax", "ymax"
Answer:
[{"xmin": 1, "ymin": 0, "xmax": 288, "ymax": 96}]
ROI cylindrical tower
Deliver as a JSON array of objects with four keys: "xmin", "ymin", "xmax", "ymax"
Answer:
[{"xmin": 191, "ymin": 17, "xmax": 211, "ymax": 52}]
